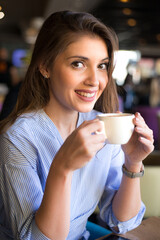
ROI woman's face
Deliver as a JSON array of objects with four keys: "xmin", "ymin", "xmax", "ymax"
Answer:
[{"xmin": 47, "ymin": 35, "xmax": 109, "ymax": 113}]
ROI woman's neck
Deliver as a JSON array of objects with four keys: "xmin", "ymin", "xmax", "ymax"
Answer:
[{"xmin": 44, "ymin": 105, "xmax": 79, "ymax": 141}]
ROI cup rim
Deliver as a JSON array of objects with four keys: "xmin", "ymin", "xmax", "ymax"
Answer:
[{"xmin": 97, "ymin": 113, "xmax": 134, "ymax": 118}]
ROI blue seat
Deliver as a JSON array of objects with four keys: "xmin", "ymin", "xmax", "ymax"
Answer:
[{"xmin": 86, "ymin": 221, "xmax": 112, "ymax": 240}]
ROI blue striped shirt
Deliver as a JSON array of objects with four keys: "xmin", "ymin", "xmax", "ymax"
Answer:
[{"xmin": 0, "ymin": 109, "xmax": 145, "ymax": 240}]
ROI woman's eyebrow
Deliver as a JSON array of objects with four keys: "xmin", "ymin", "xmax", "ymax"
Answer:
[
  {"xmin": 66, "ymin": 56, "xmax": 88, "ymax": 60},
  {"xmin": 66, "ymin": 56, "xmax": 109, "ymax": 61},
  {"xmin": 101, "ymin": 57, "xmax": 109, "ymax": 61}
]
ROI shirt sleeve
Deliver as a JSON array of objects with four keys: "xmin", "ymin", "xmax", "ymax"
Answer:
[
  {"xmin": 98, "ymin": 145, "xmax": 146, "ymax": 234},
  {"xmin": 0, "ymin": 135, "xmax": 51, "ymax": 240}
]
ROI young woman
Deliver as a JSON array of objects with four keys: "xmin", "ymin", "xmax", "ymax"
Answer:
[{"xmin": 0, "ymin": 10, "xmax": 154, "ymax": 240}]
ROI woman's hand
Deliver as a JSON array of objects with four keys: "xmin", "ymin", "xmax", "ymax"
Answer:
[
  {"xmin": 122, "ymin": 112, "xmax": 154, "ymax": 169},
  {"xmin": 53, "ymin": 119, "xmax": 105, "ymax": 174}
]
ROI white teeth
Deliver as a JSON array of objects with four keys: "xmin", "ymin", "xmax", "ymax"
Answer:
[{"xmin": 76, "ymin": 91, "xmax": 95, "ymax": 98}]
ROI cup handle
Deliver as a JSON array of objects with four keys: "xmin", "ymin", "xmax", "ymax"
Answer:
[{"xmin": 95, "ymin": 120, "xmax": 107, "ymax": 138}]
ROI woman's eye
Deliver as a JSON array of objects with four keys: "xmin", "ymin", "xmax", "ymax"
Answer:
[
  {"xmin": 99, "ymin": 63, "xmax": 108, "ymax": 70},
  {"xmin": 71, "ymin": 61, "xmax": 84, "ymax": 68}
]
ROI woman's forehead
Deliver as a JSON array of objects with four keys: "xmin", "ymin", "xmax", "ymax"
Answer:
[
  {"xmin": 54, "ymin": 34, "xmax": 109, "ymax": 64},
  {"xmin": 63, "ymin": 33, "xmax": 108, "ymax": 54}
]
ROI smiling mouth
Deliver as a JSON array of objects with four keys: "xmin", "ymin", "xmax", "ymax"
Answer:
[{"xmin": 75, "ymin": 91, "xmax": 96, "ymax": 98}]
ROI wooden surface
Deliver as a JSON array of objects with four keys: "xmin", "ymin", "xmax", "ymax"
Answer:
[{"xmin": 96, "ymin": 217, "xmax": 160, "ymax": 240}]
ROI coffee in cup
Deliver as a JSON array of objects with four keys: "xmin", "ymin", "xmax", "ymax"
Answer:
[{"xmin": 97, "ymin": 113, "xmax": 135, "ymax": 144}]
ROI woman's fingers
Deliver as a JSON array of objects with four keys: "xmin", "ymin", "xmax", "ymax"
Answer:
[
  {"xmin": 122, "ymin": 112, "xmax": 154, "ymax": 162},
  {"xmin": 138, "ymin": 136, "xmax": 155, "ymax": 153},
  {"xmin": 133, "ymin": 112, "xmax": 154, "ymax": 154},
  {"xmin": 134, "ymin": 112, "xmax": 146, "ymax": 127},
  {"xmin": 134, "ymin": 112, "xmax": 154, "ymax": 141},
  {"xmin": 135, "ymin": 126, "xmax": 154, "ymax": 142},
  {"xmin": 79, "ymin": 119, "xmax": 105, "ymax": 136}
]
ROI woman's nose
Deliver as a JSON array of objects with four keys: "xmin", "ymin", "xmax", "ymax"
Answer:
[{"xmin": 84, "ymin": 68, "xmax": 99, "ymax": 86}]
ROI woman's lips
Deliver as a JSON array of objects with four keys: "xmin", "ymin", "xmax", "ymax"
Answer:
[
  {"xmin": 75, "ymin": 90, "xmax": 97, "ymax": 101},
  {"xmin": 76, "ymin": 90, "xmax": 95, "ymax": 98}
]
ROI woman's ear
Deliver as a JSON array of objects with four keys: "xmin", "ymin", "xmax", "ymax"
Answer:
[{"xmin": 39, "ymin": 65, "xmax": 50, "ymax": 79}]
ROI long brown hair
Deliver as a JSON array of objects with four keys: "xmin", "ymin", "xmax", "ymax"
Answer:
[{"xmin": 0, "ymin": 10, "xmax": 119, "ymax": 133}]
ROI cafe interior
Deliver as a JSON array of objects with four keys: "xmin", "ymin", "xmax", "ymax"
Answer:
[{"xmin": 0, "ymin": 0, "xmax": 160, "ymax": 238}]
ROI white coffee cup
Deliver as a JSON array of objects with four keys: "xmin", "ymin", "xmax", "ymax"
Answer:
[{"xmin": 97, "ymin": 113, "xmax": 135, "ymax": 144}]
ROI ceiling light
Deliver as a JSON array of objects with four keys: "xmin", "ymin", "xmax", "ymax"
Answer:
[
  {"xmin": 120, "ymin": 0, "xmax": 130, "ymax": 2},
  {"xmin": 127, "ymin": 18, "xmax": 137, "ymax": 27},
  {"xmin": 0, "ymin": 11, "xmax": 5, "ymax": 19},
  {"xmin": 0, "ymin": 6, "xmax": 2, "ymax": 11},
  {"xmin": 123, "ymin": 8, "xmax": 132, "ymax": 15}
]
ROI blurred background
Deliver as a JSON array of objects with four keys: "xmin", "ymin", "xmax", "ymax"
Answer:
[{"xmin": 0, "ymin": 0, "xmax": 160, "ymax": 226}]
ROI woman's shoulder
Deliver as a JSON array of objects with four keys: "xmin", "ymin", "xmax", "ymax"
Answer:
[{"xmin": 4, "ymin": 110, "xmax": 43, "ymax": 137}]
